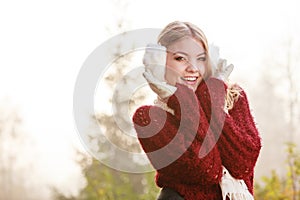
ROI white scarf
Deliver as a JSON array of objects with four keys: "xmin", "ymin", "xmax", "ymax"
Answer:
[{"xmin": 219, "ymin": 166, "xmax": 254, "ymax": 200}]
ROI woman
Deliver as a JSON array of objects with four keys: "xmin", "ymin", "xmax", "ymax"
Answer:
[{"xmin": 132, "ymin": 21, "xmax": 261, "ymax": 200}]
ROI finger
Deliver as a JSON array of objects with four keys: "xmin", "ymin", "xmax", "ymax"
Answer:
[
  {"xmin": 223, "ymin": 64, "xmax": 234, "ymax": 78},
  {"xmin": 225, "ymin": 64, "xmax": 234, "ymax": 74},
  {"xmin": 221, "ymin": 59, "xmax": 227, "ymax": 70},
  {"xmin": 143, "ymin": 71, "xmax": 155, "ymax": 83},
  {"xmin": 142, "ymin": 70, "xmax": 151, "ymax": 79},
  {"xmin": 217, "ymin": 59, "xmax": 224, "ymax": 69}
]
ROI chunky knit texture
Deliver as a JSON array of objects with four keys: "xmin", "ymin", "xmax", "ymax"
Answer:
[{"xmin": 132, "ymin": 78, "xmax": 261, "ymax": 200}]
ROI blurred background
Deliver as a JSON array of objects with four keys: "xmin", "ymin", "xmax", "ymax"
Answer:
[{"xmin": 0, "ymin": 0, "xmax": 300, "ymax": 199}]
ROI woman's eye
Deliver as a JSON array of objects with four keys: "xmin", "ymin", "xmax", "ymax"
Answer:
[
  {"xmin": 197, "ymin": 57, "xmax": 206, "ymax": 61},
  {"xmin": 175, "ymin": 56, "xmax": 186, "ymax": 61}
]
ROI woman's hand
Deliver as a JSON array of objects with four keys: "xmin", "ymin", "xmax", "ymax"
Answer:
[
  {"xmin": 209, "ymin": 44, "xmax": 234, "ymax": 81},
  {"xmin": 214, "ymin": 59, "xmax": 234, "ymax": 82},
  {"xmin": 143, "ymin": 70, "xmax": 176, "ymax": 100}
]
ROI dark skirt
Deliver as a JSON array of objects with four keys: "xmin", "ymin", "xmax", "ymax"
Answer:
[{"xmin": 157, "ymin": 187, "xmax": 184, "ymax": 200}]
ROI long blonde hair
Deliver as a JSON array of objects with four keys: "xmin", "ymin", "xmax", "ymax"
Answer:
[{"xmin": 158, "ymin": 21, "xmax": 240, "ymax": 110}]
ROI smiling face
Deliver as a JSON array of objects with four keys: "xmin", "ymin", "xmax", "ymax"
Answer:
[{"xmin": 165, "ymin": 36, "xmax": 207, "ymax": 92}]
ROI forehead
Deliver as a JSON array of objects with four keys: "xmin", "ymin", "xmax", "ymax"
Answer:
[{"xmin": 167, "ymin": 36, "xmax": 205, "ymax": 55}]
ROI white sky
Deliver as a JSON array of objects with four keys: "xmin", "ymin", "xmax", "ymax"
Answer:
[{"xmin": 0, "ymin": 0, "xmax": 299, "ymax": 198}]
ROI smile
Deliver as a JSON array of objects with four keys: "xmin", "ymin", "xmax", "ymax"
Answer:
[{"xmin": 181, "ymin": 76, "xmax": 198, "ymax": 82}]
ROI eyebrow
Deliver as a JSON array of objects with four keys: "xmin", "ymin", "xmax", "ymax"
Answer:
[{"xmin": 173, "ymin": 51, "xmax": 206, "ymax": 57}]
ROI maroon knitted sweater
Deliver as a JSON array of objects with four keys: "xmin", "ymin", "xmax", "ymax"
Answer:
[{"xmin": 132, "ymin": 78, "xmax": 261, "ymax": 200}]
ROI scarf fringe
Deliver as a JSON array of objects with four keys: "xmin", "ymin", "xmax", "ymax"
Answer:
[
  {"xmin": 223, "ymin": 192, "xmax": 254, "ymax": 200},
  {"xmin": 220, "ymin": 167, "xmax": 254, "ymax": 200}
]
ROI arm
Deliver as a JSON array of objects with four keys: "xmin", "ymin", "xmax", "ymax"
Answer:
[
  {"xmin": 196, "ymin": 78, "xmax": 261, "ymax": 179},
  {"xmin": 220, "ymin": 88, "xmax": 261, "ymax": 179},
  {"xmin": 133, "ymin": 84, "xmax": 222, "ymax": 185}
]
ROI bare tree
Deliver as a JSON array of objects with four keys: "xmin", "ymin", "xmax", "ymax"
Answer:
[
  {"xmin": 285, "ymin": 38, "xmax": 299, "ymax": 200},
  {"xmin": 0, "ymin": 100, "xmax": 43, "ymax": 200},
  {"xmin": 251, "ymin": 34, "xmax": 300, "ymax": 198},
  {"xmin": 63, "ymin": 0, "xmax": 157, "ymax": 199}
]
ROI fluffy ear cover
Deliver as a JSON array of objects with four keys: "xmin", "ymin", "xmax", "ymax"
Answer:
[{"xmin": 143, "ymin": 44, "xmax": 167, "ymax": 82}]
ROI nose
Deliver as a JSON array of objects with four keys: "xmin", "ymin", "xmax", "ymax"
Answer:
[
  {"xmin": 185, "ymin": 60, "xmax": 205, "ymax": 75},
  {"xmin": 185, "ymin": 60, "xmax": 199, "ymax": 72}
]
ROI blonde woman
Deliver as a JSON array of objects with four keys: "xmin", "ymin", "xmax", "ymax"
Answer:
[{"xmin": 133, "ymin": 21, "xmax": 261, "ymax": 200}]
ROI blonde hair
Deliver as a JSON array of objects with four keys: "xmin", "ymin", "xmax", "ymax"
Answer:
[
  {"xmin": 158, "ymin": 21, "xmax": 240, "ymax": 111},
  {"xmin": 225, "ymin": 84, "xmax": 242, "ymax": 110},
  {"xmin": 157, "ymin": 21, "xmax": 212, "ymax": 80}
]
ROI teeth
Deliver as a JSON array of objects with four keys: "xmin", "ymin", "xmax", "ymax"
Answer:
[{"xmin": 182, "ymin": 77, "xmax": 197, "ymax": 81}]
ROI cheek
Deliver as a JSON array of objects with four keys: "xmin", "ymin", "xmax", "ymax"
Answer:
[
  {"xmin": 199, "ymin": 64, "xmax": 206, "ymax": 75},
  {"xmin": 165, "ymin": 59, "xmax": 182, "ymax": 78},
  {"xmin": 165, "ymin": 67, "xmax": 178, "ymax": 85},
  {"xmin": 166, "ymin": 57, "xmax": 183, "ymax": 74}
]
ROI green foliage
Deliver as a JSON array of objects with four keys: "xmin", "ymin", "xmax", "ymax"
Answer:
[
  {"xmin": 54, "ymin": 157, "xmax": 159, "ymax": 200},
  {"xmin": 255, "ymin": 143, "xmax": 300, "ymax": 200},
  {"xmin": 254, "ymin": 170, "xmax": 290, "ymax": 199}
]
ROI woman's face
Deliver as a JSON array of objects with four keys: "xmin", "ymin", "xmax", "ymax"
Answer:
[{"xmin": 165, "ymin": 36, "xmax": 206, "ymax": 92}]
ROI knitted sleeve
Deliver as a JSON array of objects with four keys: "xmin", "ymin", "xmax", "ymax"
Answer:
[
  {"xmin": 196, "ymin": 78, "xmax": 261, "ymax": 180},
  {"xmin": 133, "ymin": 83, "xmax": 222, "ymax": 185}
]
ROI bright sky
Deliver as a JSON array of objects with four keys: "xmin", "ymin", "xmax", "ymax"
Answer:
[{"xmin": 0, "ymin": 0, "xmax": 299, "ymax": 198}]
